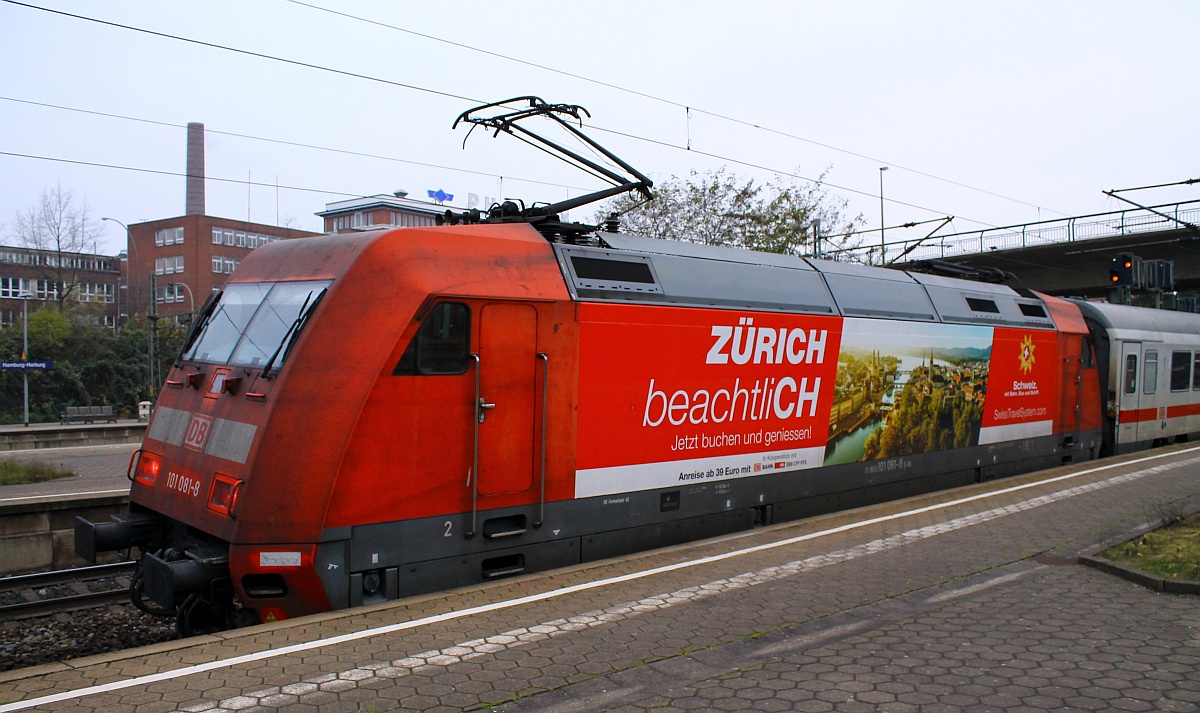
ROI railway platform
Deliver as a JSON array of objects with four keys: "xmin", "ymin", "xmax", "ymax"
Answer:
[
  {"xmin": 0, "ymin": 421, "xmax": 145, "ymax": 453},
  {"xmin": 1, "ymin": 444, "xmax": 1199, "ymax": 712}
]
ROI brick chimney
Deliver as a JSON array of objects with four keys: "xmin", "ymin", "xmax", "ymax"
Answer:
[{"xmin": 186, "ymin": 122, "xmax": 205, "ymax": 216}]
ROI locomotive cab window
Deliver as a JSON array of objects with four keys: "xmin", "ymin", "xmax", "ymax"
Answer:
[
  {"xmin": 182, "ymin": 280, "xmax": 330, "ymax": 371},
  {"xmin": 394, "ymin": 302, "xmax": 470, "ymax": 375}
]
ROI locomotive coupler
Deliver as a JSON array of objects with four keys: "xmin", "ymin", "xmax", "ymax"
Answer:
[{"xmin": 74, "ymin": 512, "xmax": 165, "ymax": 564}]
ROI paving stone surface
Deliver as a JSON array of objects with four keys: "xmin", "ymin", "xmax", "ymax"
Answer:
[{"xmin": 2, "ymin": 447, "xmax": 1199, "ymax": 712}]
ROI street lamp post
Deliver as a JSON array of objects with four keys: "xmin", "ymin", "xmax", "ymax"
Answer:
[
  {"xmin": 878, "ymin": 167, "xmax": 888, "ymax": 264},
  {"xmin": 102, "ymin": 217, "xmax": 154, "ymax": 399},
  {"xmin": 167, "ymin": 281, "xmax": 195, "ymax": 320},
  {"xmin": 20, "ymin": 292, "xmax": 32, "ymax": 427},
  {"xmin": 101, "ymin": 217, "xmax": 137, "ymax": 311}
]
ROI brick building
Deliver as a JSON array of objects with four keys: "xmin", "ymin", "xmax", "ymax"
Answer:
[
  {"xmin": 125, "ymin": 215, "xmax": 319, "ymax": 321},
  {"xmin": 0, "ymin": 246, "xmax": 120, "ymax": 328},
  {"xmin": 317, "ymin": 191, "xmax": 444, "ymax": 234}
]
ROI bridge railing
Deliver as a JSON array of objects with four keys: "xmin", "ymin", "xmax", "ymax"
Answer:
[{"xmin": 864, "ymin": 200, "xmax": 1200, "ymax": 265}]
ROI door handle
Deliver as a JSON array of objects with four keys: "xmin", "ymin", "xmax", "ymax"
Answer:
[{"xmin": 478, "ymin": 398, "xmax": 496, "ymax": 423}]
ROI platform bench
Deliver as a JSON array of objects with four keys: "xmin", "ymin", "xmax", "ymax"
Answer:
[{"xmin": 60, "ymin": 405, "xmax": 117, "ymax": 424}]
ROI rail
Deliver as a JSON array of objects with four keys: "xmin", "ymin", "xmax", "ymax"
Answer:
[
  {"xmin": 0, "ymin": 562, "xmax": 135, "ymax": 619},
  {"xmin": 847, "ymin": 200, "xmax": 1200, "ymax": 265}
]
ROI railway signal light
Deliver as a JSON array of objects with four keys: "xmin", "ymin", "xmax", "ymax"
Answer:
[{"xmin": 1109, "ymin": 253, "xmax": 1135, "ymax": 285}]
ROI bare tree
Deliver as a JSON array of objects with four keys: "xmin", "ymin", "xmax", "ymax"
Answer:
[
  {"xmin": 10, "ymin": 183, "xmax": 103, "ymax": 310},
  {"xmin": 599, "ymin": 167, "xmax": 865, "ymax": 260}
]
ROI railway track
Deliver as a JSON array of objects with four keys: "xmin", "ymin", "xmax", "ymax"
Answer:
[{"xmin": 0, "ymin": 562, "xmax": 136, "ymax": 619}]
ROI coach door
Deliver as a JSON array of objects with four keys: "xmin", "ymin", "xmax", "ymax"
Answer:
[
  {"xmin": 1117, "ymin": 341, "xmax": 1142, "ymax": 449},
  {"xmin": 475, "ymin": 303, "xmax": 538, "ymax": 496}
]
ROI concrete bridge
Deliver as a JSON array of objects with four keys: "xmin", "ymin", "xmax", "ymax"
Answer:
[{"xmin": 864, "ymin": 200, "xmax": 1200, "ymax": 302}]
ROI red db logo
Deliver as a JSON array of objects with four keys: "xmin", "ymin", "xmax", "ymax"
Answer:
[{"xmin": 184, "ymin": 414, "xmax": 214, "ymax": 452}]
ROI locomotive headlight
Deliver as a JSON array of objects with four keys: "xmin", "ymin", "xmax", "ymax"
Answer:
[
  {"xmin": 207, "ymin": 473, "xmax": 243, "ymax": 517},
  {"xmin": 131, "ymin": 450, "xmax": 162, "ymax": 487}
]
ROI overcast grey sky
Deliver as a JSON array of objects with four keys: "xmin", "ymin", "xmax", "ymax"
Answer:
[{"xmin": 1, "ymin": 0, "xmax": 1196, "ymax": 256}]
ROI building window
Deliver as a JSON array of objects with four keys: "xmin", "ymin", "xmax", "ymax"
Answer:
[
  {"xmin": 0, "ymin": 277, "xmax": 28, "ymax": 298},
  {"xmin": 212, "ymin": 227, "xmax": 223, "ymax": 244},
  {"xmin": 77, "ymin": 283, "xmax": 115, "ymax": 304},
  {"xmin": 213, "ymin": 256, "xmax": 241, "ymax": 274},
  {"xmin": 155, "ymin": 284, "xmax": 185, "ymax": 304},
  {"xmin": 155, "ymin": 256, "xmax": 185, "ymax": 275},
  {"xmin": 155, "ymin": 227, "xmax": 184, "ymax": 246},
  {"xmin": 35, "ymin": 279, "xmax": 57, "ymax": 300},
  {"xmin": 332, "ymin": 213, "xmax": 367, "ymax": 232}
]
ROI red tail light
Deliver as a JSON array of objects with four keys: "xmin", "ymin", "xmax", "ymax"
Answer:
[
  {"xmin": 208, "ymin": 474, "xmax": 243, "ymax": 517},
  {"xmin": 131, "ymin": 451, "xmax": 162, "ymax": 486}
]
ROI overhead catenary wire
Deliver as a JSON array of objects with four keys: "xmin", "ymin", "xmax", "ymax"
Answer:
[
  {"xmin": 1, "ymin": 0, "xmax": 996, "ymax": 229},
  {"xmin": 0, "ymin": 150, "xmax": 368, "ymax": 200},
  {"xmin": 0, "ymin": 96, "xmax": 593, "ymax": 193},
  {"xmin": 281, "ymin": 0, "xmax": 1067, "ymax": 218}
]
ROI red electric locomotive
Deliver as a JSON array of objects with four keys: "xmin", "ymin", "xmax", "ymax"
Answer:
[{"xmin": 76, "ymin": 99, "xmax": 1200, "ymax": 634}]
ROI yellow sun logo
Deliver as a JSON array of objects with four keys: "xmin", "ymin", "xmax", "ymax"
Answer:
[{"xmin": 1018, "ymin": 335, "xmax": 1036, "ymax": 374}]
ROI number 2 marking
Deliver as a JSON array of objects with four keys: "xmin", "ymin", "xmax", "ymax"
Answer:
[{"xmin": 443, "ymin": 521, "xmax": 453, "ymax": 537}]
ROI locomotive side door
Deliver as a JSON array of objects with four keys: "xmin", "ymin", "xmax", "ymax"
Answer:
[
  {"xmin": 1117, "ymin": 341, "xmax": 1141, "ymax": 450},
  {"xmin": 476, "ymin": 303, "xmax": 538, "ymax": 495}
]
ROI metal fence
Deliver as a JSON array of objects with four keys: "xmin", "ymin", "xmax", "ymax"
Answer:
[{"xmin": 856, "ymin": 200, "xmax": 1200, "ymax": 265}]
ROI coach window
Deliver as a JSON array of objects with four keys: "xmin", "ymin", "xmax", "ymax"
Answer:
[
  {"xmin": 1123, "ymin": 354, "xmax": 1138, "ymax": 395},
  {"xmin": 394, "ymin": 302, "xmax": 470, "ymax": 375},
  {"xmin": 1170, "ymin": 351, "xmax": 1191, "ymax": 391},
  {"xmin": 1194, "ymin": 352, "xmax": 1200, "ymax": 391},
  {"xmin": 1143, "ymin": 350, "xmax": 1158, "ymax": 394}
]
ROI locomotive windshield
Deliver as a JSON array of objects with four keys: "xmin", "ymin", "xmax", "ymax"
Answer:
[{"xmin": 181, "ymin": 280, "xmax": 331, "ymax": 370}]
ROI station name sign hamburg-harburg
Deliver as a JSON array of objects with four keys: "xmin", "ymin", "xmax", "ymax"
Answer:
[{"xmin": 0, "ymin": 361, "xmax": 54, "ymax": 370}]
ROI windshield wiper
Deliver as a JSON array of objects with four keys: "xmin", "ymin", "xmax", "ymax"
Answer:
[
  {"xmin": 260, "ymin": 289, "xmax": 327, "ymax": 379},
  {"xmin": 176, "ymin": 290, "xmax": 222, "ymax": 364}
]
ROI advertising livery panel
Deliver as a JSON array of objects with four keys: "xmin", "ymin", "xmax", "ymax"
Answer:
[{"xmin": 574, "ymin": 303, "xmax": 1061, "ymax": 498}]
